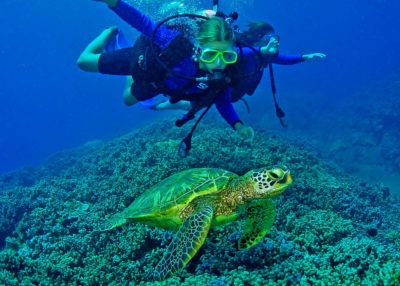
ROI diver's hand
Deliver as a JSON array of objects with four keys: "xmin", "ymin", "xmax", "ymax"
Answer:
[
  {"xmin": 260, "ymin": 38, "xmax": 280, "ymax": 55},
  {"xmin": 234, "ymin": 122, "xmax": 254, "ymax": 144},
  {"xmin": 92, "ymin": 0, "xmax": 119, "ymax": 9},
  {"xmin": 302, "ymin": 53, "xmax": 326, "ymax": 60}
]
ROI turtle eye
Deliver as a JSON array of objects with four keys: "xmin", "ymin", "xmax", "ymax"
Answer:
[{"xmin": 267, "ymin": 169, "xmax": 284, "ymax": 181}]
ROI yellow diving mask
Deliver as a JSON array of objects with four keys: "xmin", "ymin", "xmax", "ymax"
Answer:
[{"xmin": 200, "ymin": 49, "xmax": 238, "ymax": 64}]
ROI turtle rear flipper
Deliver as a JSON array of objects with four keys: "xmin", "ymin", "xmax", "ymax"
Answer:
[
  {"xmin": 154, "ymin": 205, "xmax": 214, "ymax": 281},
  {"xmin": 238, "ymin": 199, "xmax": 276, "ymax": 250},
  {"xmin": 98, "ymin": 212, "xmax": 131, "ymax": 232}
]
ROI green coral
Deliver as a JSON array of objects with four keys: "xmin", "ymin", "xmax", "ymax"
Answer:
[
  {"xmin": 286, "ymin": 209, "xmax": 354, "ymax": 252},
  {"xmin": 0, "ymin": 117, "xmax": 399, "ymax": 285}
]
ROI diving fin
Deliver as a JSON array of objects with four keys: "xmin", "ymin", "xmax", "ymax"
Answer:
[{"xmin": 105, "ymin": 30, "xmax": 131, "ymax": 52}]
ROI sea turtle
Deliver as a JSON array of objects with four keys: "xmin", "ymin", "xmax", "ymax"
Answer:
[{"xmin": 104, "ymin": 166, "xmax": 292, "ymax": 280}]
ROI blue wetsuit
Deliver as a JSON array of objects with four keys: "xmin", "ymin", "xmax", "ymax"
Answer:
[
  {"xmin": 99, "ymin": 0, "xmax": 245, "ymax": 128},
  {"xmin": 231, "ymin": 53, "xmax": 304, "ymax": 102}
]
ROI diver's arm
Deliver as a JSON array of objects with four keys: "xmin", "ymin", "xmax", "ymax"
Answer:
[
  {"xmin": 94, "ymin": 0, "xmax": 178, "ymax": 47},
  {"xmin": 274, "ymin": 52, "xmax": 328, "ymax": 64},
  {"xmin": 77, "ymin": 27, "xmax": 118, "ymax": 72},
  {"xmin": 270, "ymin": 53, "xmax": 304, "ymax": 65},
  {"xmin": 271, "ymin": 52, "xmax": 326, "ymax": 65},
  {"xmin": 215, "ymin": 89, "xmax": 254, "ymax": 142},
  {"xmin": 111, "ymin": 0, "xmax": 157, "ymax": 38},
  {"xmin": 215, "ymin": 88, "xmax": 241, "ymax": 127}
]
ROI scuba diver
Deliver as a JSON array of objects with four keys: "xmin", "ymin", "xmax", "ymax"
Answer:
[
  {"xmin": 99, "ymin": 6, "xmax": 325, "ymax": 118},
  {"xmin": 232, "ymin": 21, "xmax": 326, "ymax": 105},
  {"xmin": 77, "ymin": 0, "xmax": 277, "ymax": 148},
  {"xmin": 78, "ymin": 0, "xmax": 325, "ymax": 154}
]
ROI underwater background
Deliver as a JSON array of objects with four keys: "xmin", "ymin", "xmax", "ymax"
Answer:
[{"xmin": 1, "ymin": 0, "xmax": 400, "ymax": 285}]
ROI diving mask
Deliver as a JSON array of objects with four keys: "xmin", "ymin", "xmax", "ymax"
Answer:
[{"xmin": 200, "ymin": 49, "xmax": 238, "ymax": 64}]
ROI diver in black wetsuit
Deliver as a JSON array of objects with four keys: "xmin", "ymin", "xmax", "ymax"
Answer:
[{"xmin": 77, "ymin": 0, "xmax": 282, "ymax": 142}]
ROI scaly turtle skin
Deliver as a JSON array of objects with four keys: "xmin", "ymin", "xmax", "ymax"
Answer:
[{"xmin": 104, "ymin": 166, "xmax": 292, "ymax": 280}]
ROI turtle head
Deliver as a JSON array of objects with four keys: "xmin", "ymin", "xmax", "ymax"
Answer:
[{"xmin": 248, "ymin": 166, "xmax": 292, "ymax": 198}]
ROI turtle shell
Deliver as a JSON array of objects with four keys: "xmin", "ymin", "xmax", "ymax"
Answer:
[{"xmin": 104, "ymin": 168, "xmax": 236, "ymax": 231}]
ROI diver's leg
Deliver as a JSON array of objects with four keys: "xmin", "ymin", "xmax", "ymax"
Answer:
[
  {"xmin": 77, "ymin": 26, "xmax": 118, "ymax": 72},
  {"xmin": 129, "ymin": 82, "xmax": 160, "ymax": 108},
  {"xmin": 154, "ymin": 100, "xmax": 191, "ymax": 111},
  {"xmin": 123, "ymin": 76, "xmax": 138, "ymax": 106}
]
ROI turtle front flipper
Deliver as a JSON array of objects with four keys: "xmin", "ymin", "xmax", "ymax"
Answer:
[
  {"xmin": 154, "ymin": 205, "xmax": 214, "ymax": 281},
  {"xmin": 238, "ymin": 199, "xmax": 276, "ymax": 250}
]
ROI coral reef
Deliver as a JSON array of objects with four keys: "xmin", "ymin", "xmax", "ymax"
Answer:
[
  {"xmin": 0, "ymin": 116, "xmax": 399, "ymax": 285},
  {"xmin": 252, "ymin": 74, "xmax": 400, "ymax": 194}
]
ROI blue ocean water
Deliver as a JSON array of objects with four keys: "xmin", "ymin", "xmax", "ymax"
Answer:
[
  {"xmin": 1, "ymin": 0, "xmax": 399, "ymax": 184},
  {"xmin": 1, "ymin": 1, "xmax": 400, "ymax": 284}
]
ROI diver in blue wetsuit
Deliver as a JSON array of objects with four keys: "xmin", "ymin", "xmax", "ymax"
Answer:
[
  {"xmin": 78, "ymin": 0, "xmax": 259, "ymax": 142},
  {"xmin": 77, "ymin": 0, "xmax": 283, "ymax": 144},
  {"xmin": 101, "ymin": 5, "xmax": 325, "ymax": 114},
  {"xmin": 232, "ymin": 22, "xmax": 326, "ymax": 103}
]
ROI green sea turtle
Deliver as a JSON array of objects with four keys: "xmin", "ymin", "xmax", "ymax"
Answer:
[{"xmin": 104, "ymin": 166, "xmax": 292, "ymax": 280}]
